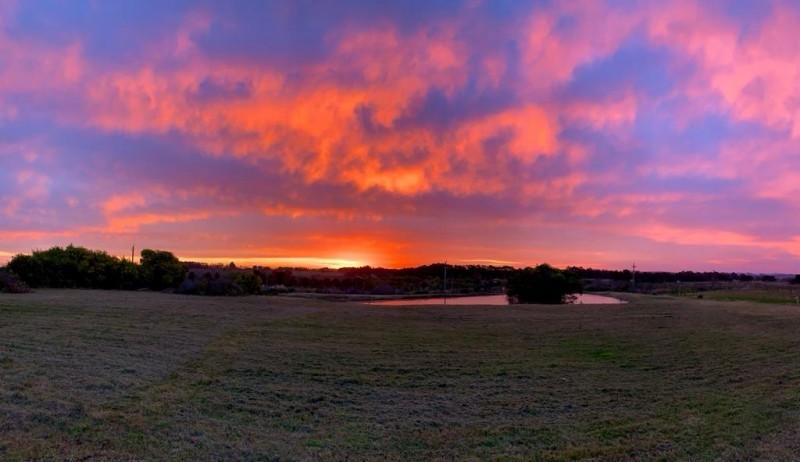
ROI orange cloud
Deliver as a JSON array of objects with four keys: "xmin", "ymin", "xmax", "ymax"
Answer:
[
  {"xmin": 59, "ymin": 17, "xmax": 573, "ymax": 203},
  {"xmin": 102, "ymin": 192, "xmax": 149, "ymax": 214},
  {"xmin": 106, "ymin": 212, "xmax": 211, "ymax": 233}
]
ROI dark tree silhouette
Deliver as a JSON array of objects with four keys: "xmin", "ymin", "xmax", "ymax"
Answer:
[
  {"xmin": 506, "ymin": 264, "xmax": 583, "ymax": 304},
  {"xmin": 139, "ymin": 249, "xmax": 186, "ymax": 291},
  {"xmin": 6, "ymin": 245, "xmax": 140, "ymax": 289}
]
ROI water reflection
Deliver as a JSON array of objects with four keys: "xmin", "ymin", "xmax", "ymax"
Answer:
[{"xmin": 367, "ymin": 293, "xmax": 625, "ymax": 306}]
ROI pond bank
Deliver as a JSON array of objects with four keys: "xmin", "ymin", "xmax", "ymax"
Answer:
[{"xmin": 366, "ymin": 293, "xmax": 627, "ymax": 306}]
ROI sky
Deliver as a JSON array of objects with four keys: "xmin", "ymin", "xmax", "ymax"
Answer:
[{"xmin": 2, "ymin": 0, "xmax": 800, "ymax": 272}]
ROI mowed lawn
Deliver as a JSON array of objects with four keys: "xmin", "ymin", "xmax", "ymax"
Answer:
[{"xmin": 2, "ymin": 291, "xmax": 800, "ymax": 460}]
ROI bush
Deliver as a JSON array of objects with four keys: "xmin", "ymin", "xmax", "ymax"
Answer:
[
  {"xmin": 506, "ymin": 264, "xmax": 583, "ymax": 304},
  {"xmin": 6, "ymin": 246, "xmax": 139, "ymax": 290},
  {"xmin": 0, "ymin": 271, "xmax": 32, "ymax": 293},
  {"xmin": 140, "ymin": 249, "xmax": 186, "ymax": 291},
  {"xmin": 5, "ymin": 254, "xmax": 42, "ymax": 287},
  {"xmin": 232, "ymin": 272, "xmax": 262, "ymax": 295},
  {"xmin": 178, "ymin": 271, "xmax": 242, "ymax": 296}
]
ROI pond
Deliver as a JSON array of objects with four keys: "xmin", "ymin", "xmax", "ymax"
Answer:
[{"xmin": 366, "ymin": 293, "xmax": 626, "ymax": 306}]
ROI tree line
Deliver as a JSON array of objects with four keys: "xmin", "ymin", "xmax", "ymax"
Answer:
[
  {"xmin": 566, "ymin": 266, "xmax": 779, "ymax": 283},
  {"xmin": 1, "ymin": 245, "xmax": 185, "ymax": 291},
  {"xmin": 1, "ymin": 245, "xmax": 795, "ymax": 301},
  {"xmin": 0, "ymin": 248, "xmax": 583, "ymax": 303}
]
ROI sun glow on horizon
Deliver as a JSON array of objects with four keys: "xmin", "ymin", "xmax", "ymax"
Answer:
[
  {"xmin": 458, "ymin": 259, "xmax": 522, "ymax": 266},
  {"xmin": 179, "ymin": 256, "xmax": 369, "ymax": 269},
  {"xmin": 0, "ymin": 251, "xmax": 13, "ymax": 266}
]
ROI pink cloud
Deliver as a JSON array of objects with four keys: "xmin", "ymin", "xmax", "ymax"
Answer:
[{"xmin": 3, "ymin": 1, "xmax": 800, "ymax": 272}]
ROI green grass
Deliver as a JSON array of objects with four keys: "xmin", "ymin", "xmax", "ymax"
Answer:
[
  {"xmin": 698, "ymin": 288, "xmax": 800, "ymax": 305},
  {"xmin": 2, "ymin": 290, "xmax": 800, "ymax": 459}
]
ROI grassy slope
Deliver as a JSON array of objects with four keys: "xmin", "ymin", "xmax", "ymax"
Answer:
[
  {"xmin": 2, "ymin": 291, "xmax": 800, "ymax": 460},
  {"xmin": 699, "ymin": 288, "xmax": 800, "ymax": 305}
]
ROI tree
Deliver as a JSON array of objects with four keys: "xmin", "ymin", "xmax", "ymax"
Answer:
[
  {"xmin": 6, "ymin": 245, "xmax": 133, "ymax": 289},
  {"xmin": 233, "ymin": 271, "xmax": 262, "ymax": 295},
  {"xmin": 6, "ymin": 254, "xmax": 42, "ymax": 287},
  {"xmin": 115, "ymin": 259, "xmax": 142, "ymax": 290},
  {"xmin": 506, "ymin": 264, "xmax": 583, "ymax": 304},
  {"xmin": 139, "ymin": 249, "xmax": 186, "ymax": 291}
]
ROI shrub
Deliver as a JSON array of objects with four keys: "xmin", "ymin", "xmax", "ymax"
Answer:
[
  {"xmin": 233, "ymin": 272, "xmax": 262, "ymax": 295},
  {"xmin": 0, "ymin": 271, "xmax": 32, "ymax": 293},
  {"xmin": 140, "ymin": 249, "xmax": 186, "ymax": 291},
  {"xmin": 5, "ymin": 245, "xmax": 140, "ymax": 290}
]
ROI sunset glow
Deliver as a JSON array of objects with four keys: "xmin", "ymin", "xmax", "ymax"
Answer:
[{"xmin": 3, "ymin": 1, "xmax": 800, "ymax": 272}]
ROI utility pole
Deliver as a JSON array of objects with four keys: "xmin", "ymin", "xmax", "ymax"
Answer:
[
  {"xmin": 443, "ymin": 260, "xmax": 447, "ymax": 305},
  {"xmin": 443, "ymin": 260, "xmax": 447, "ymax": 293},
  {"xmin": 632, "ymin": 262, "xmax": 637, "ymax": 291},
  {"xmin": 131, "ymin": 245, "xmax": 135, "ymax": 263}
]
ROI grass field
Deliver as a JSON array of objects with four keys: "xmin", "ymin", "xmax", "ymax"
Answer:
[
  {"xmin": 698, "ymin": 288, "xmax": 800, "ymax": 305},
  {"xmin": 2, "ymin": 290, "xmax": 800, "ymax": 460}
]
